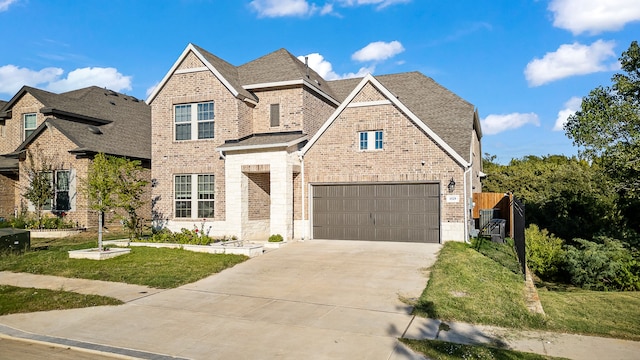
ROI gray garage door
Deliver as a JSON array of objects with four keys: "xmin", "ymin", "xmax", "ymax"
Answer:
[{"xmin": 312, "ymin": 183, "xmax": 440, "ymax": 243}]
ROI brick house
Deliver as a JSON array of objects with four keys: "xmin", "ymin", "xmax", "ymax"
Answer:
[
  {"xmin": 147, "ymin": 43, "xmax": 483, "ymax": 243},
  {"xmin": 0, "ymin": 86, "xmax": 151, "ymax": 228}
]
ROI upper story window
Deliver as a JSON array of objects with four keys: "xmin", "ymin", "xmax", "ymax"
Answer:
[
  {"xmin": 358, "ymin": 130, "xmax": 383, "ymax": 151},
  {"xmin": 270, "ymin": 104, "xmax": 280, "ymax": 127},
  {"xmin": 174, "ymin": 102, "xmax": 214, "ymax": 141},
  {"xmin": 24, "ymin": 113, "xmax": 37, "ymax": 140}
]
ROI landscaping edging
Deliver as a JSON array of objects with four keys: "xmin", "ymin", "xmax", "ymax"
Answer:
[
  {"xmin": 103, "ymin": 240, "xmax": 264, "ymax": 257},
  {"xmin": 29, "ymin": 228, "xmax": 83, "ymax": 239},
  {"xmin": 68, "ymin": 247, "xmax": 131, "ymax": 260}
]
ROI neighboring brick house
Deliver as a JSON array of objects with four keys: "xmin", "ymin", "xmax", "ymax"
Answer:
[
  {"xmin": 147, "ymin": 43, "xmax": 482, "ymax": 243},
  {"xmin": 0, "ymin": 86, "xmax": 151, "ymax": 228}
]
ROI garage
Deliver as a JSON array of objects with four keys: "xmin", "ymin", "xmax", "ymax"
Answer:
[{"xmin": 312, "ymin": 183, "xmax": 440, "ymax": 243}]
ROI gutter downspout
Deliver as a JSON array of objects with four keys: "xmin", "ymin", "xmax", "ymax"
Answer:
[
  {"xmin": 298, "ymin": 152, "xmax": 306, "ymax": 241},
  {"xmin": 219, "ymin": 150, "xmax": 226, "ymax": 160},
  {"xmin": 463, "ymin": 163, "xmax": 473, "ymax": 243}
]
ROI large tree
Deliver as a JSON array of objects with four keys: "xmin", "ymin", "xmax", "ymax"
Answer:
[{"xmin": 565, "ymin": 41, "xmax": 640, "ymax": 197}]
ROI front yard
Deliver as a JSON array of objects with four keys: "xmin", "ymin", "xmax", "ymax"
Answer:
[
  {"xmin": 0, "ymin": 232, "xmax": 248, "ymax": 289},
  {"xmin": 412, "ymin": 240, "xmax": 640, "ymax": 340}
]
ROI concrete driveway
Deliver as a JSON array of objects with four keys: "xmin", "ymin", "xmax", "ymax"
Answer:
[{"xmin": 0, "ymin": 240, "xmax": 441, "ymax": 359}]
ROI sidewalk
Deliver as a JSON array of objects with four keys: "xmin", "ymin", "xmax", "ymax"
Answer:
[
  {"xmin": 0, "ymin": 271, "xmax": 164, "ymax": 302},
  {"xmin": 404, "ymin": 317, "xmax": 640, "ymax": 360},
  {"xmin": 1, "ymin": 270, "xmax": 640, "ymax": 359}
]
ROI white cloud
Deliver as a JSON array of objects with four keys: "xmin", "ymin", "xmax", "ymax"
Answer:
[
  {"xmin": 553, "ymin": 97, "xmax": 582, "ymax": 131},
  {"xmin": 249, "ymin": 0, "xmax": 409, "ymax": 17},
  {"xmin": 338, "ymin": 0, "xmax": 411, "ymax": 10},
  {"xmin": 481, "ymin": 113, "xmax": 540, "ymax": 135},
  {"xmin": 352, "ymin": 41, "xmax": 404, "ymax": 62},
  {"xmin": 46, "ymin": 67, "xmax": 132, "ymax": 93},
  {"xmin": 0, "ymin": 65, "xmax": 132, "ymax": 95},
  {"xmin": 0, "ymin": 0, "xmax": 17, "ymax": 12},
  {"xmin": 145, "ymin": 81, "xmax": 160, "ymax": 98},
  {"xmin": 297, "ymin": 53, "xmax": 374, "ymax": 80},
  {"xmin": 549, "ymin": 0, "xmax": 640, "ymax": 35},
  {"xmin": 249, "ymin": 0, "xmax": 315, "ymax": 17},
  {"xmin": 0, "ymin": 65, "xmax": 63, "ymax": 94},
  {"xmin": 524, "ymin": 40, "xmax": 617, "ymax": 87}
]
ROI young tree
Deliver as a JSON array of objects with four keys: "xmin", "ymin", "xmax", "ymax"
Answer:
[
  {"xmin": 86, "ymin": 153, "xmax": 148, "ymax": 250},
  {"xmin": 22, "ymin": 149, "xmax": 54, "ymax": 229},
  {"xmin": 86, "ymin": 153, "xmax": 118, "ymax": 251}
]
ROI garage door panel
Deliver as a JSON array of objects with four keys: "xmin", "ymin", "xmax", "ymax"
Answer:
[{"xmin": 313, "ymin": 183, "xmax": 440, "ymax": 243}]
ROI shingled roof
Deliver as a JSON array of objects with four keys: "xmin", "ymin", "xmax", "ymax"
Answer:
[
  {"xmin": 327, "ymin": 72, "xmax": 476, "ymax": 162},
  {"xmin": 7, "ymin": 86, "xmax": 150, "ymax": 160}
]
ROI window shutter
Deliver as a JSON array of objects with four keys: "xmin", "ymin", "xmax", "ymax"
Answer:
[{"xmin": 270, "ymin": 104, "xmax": 280, "ymax": 127}]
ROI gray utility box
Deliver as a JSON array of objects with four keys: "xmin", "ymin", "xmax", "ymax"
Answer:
[
  {"xmin": 488, "ymin": 219, "xmax": 506, "ymax": 243},
  {"xmin": 0, "ymin": 228, "xmax": 31, "ymax": 253}
]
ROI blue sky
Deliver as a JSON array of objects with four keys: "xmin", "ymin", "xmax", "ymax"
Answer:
[{"xmin": 1, "ymin": 0, "xmax": 639, "ymax": 163}]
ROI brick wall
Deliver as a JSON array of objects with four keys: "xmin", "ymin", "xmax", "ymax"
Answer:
[
  {"xmin": 18, "ymin": 127, "xmax": 92, "ymax": 228},
  {"xmin": 151, "ymin": 50, "xmax": 250, "ymax": 223},
  {"xmin": 303, "ymin": 82, "xmax": 465, "ymax": 223},
  {"xmin": 251, "ymin": 87, "xmax": 303, "ymax": 134},
  {"xmin": 303, "ymin": 87, "xmax": 337, "ymax": 137},
  {"xmin": 0, "ymin": 93, "xmax": 45, "ymax": 154},
  {"xmin": 0, "ymin": 173, "xmax": 17, "ymax": 219},
  {"xmin": 247, "ymin": 172, "xmax": 270, "ymax": 220}
]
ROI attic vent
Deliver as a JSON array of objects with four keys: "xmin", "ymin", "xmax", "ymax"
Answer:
[
  {"xmin": 107, "ymin": 90, "xmax": 118, "ymax": 96},
  {"xmin": 109, "ymin": 101, "xmax": 116, "ymax": 105},
  {"xmin": 87, "ymin": 125, "xmax": 102, "ymax": 135}
]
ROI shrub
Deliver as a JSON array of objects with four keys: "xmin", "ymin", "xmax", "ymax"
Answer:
[
  {"xmin": 525, "ymin": 224, "xmax": 565, "ymax": 280},
  {"xmin": 268, "ymin": 234, "xmax": 283, "ymax": 242},
  {"xmin": 564, "ymin": 237, "xmax": 640, "ymax": 291}
]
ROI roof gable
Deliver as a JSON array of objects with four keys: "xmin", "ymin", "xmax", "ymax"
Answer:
[
  {"xmin": 303, "ymin": 73, "xmax": 471, "ymax": 167},
  {"xmin": 146, "ymin": 43, "xmax": 256, "ymax": 104}
]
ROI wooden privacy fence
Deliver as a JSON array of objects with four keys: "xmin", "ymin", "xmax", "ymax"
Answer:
[{"xmin": 472, "ymin": 192, "xmax": 512, "ymax": 236}]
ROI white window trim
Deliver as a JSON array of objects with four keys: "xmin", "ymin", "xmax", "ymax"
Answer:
[
  {"xmin": 358, "ymin": 130, "xmax": 383, "ymax": 151},
  {"xmin": 173, "ymin": 102, "xmax": 215, "ymax": 141},
  {"xmin": 174, "ymin": 174, "xmax": 215, "ymax": 219},
  {"xmin": 23, "ymin": 113, "xmax": 37, "ymax": 140}
]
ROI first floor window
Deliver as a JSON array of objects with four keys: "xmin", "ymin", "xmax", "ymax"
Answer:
[
  {"xmin": 358, "ymin": 130, "xmax": 383, "ymax": 151},
  {"xmin": 175, "ymin": 174, "xmax": 215, "ymax": 218},
  {"xmin": 41, "ymin": 170, "xmax": 71, "ymax": 211},
  {"xmin": 24, "ymin": 113, "xmax": 37, "ymax": 140}
]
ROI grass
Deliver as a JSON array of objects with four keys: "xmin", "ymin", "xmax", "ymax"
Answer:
[
  {"xmin": 0, "ymin": 285, "xmax": 122, "ymax": 315},
  {"xmin": 413, "ymin": 239, "xmax": 640, "ymax": 340},
  {"xmin": 400, "ymin": 338, "xmax": 567, "ymax": 360},
  {"xmin": 0, "ymin": 230, "xmax": 248, "ymax": 289},
  {"xmin": 413, "ymin": 241, "xmax": 546, "ymax": 329},
  {"xmin": 538, "ymin": 286, "xmax": 640, "ymax": 340}
]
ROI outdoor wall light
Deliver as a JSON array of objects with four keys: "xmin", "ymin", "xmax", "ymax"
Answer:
[{"xmin": 448, "ymin": 177, "xmax": 456, "ymax": 192}]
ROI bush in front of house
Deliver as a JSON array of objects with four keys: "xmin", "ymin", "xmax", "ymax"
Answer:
[
  {"xmin": 563, "ymin": 237, "xmax": 640, "ymax": 291},
  {"xmin": 268, "ymin": 234, "xmax": 283, "ymax": 242},
  {"xmin": 525, "ymin": 224, "xmax": 565, "ymax": 280},
  {"xmin": 0, "ymin": 212, "xmax": 77, "ymax": 230}
]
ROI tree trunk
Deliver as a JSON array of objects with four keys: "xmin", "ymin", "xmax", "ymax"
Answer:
[{"xmin": 98, "ymin": 211, "xmax": 103, "ymax": 251}]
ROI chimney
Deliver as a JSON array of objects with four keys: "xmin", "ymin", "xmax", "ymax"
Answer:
[{"xmin": 305, "ymin": 56, "xmax": 310, "ymax": 78}]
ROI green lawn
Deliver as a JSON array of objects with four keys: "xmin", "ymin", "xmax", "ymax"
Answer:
[
  {"xmin": 413, "ymin": 240, "xmax": 640, "ymax": 341},
  {"xmin": 400, "ymin": 338, "xmax": 568, "ymax": 360},
  {"xmin": 0, "ymin": 285, "xmax": 122, "ymax": 315},
  {"xmin": 0, "ymin": 231, "xmax": 248, "ymax": 289}
]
